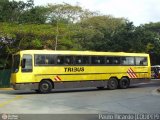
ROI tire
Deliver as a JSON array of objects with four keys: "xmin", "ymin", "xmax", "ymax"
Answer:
[
  {"xmin": 107, "ymin": 78, "xmax": 118, "ymax": 90},
  {"xmin": 39, "ymin": 80, "xmax": 53, "ymax": 93},
  {"xmin": 119, "ymin": 77, "xmax": 130, "ymax": 89}
]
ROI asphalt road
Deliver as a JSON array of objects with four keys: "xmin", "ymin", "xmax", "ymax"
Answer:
[{"xmin": 0, "ymin": 80, "xmax": 160, "ymax": 120}]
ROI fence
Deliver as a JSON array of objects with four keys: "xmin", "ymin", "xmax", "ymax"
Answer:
[{"xmin": 0, "ymin": 69, "xmax": 11, "ymax": 88}]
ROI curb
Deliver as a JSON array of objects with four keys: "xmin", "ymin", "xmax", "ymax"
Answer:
[{"xmin": 0, "ymin": 88, "xmax": 13, "ymax": 90}]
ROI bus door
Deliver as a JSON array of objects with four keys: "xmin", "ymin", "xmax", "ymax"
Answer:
[{"xmin": 21, "ymin": 54, "xmax": 34, "ymax": 82}]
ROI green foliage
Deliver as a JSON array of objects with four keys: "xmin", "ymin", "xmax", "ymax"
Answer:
[
  {"xmin": 76, "ymin": 15, "xmax": 127, "ymax": 51},
  {"xmin": 0, "ymin": 0, "xmax": 34, "ymax": 23},
  {"xmin": 144, "ymin": 22, "xmax": 160, "ymax": 34},
  {"xmin": 19, "ymin": 6, "xmax": 49, "ymax": 24}
]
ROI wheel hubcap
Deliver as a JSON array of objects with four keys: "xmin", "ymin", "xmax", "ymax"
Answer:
[
  {"xmin": 42, "ymin": 83, "xmax": 49, "ymax": 90},
  {"xmin": 111, "ymin": 81, "xmax": 115, "ymax": 87},
  {"xmin": 122, "ymin": 80, "xmax": 127, "ymax": 86}
]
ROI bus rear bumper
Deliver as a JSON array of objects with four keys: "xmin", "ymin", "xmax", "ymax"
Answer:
[{"xmin": 11, "ymin": 83, "xmax": 39, "ymax": 90}]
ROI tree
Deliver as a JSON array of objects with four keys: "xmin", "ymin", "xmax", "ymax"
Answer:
[
  {"xmin": 144, "ymin": 22, "xmax": 160, "ymax": 34},
  {"xmin": 0, "ymin": 0, "xmax": 34, "ymax": 23},
  {"xmin": 76, "ymin": 15, "xmax": 126, "ymax": 51},
  {"xmin": 110, "ymin": 21, "xmax": 135, "ymax": 52},
  {"xmin": 47, "ymin": 3, "xmax": 95, "ymax": 50},
  {"xmin": 47, "ymin": 3, "xmax": 95, "ymax": 24},
  {"xmin": 19, "ymin": 6, "xmax": 49, "ymax": 24}
]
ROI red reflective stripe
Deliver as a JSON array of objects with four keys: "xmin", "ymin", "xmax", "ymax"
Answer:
[
  {"xmin": 128, "ymin": 69, "xmax": 136, "ymax": 78},
  {"xmin": 127, "ymin": 71, "xmax": 134, "ymax": 78},
  {"xmin": 54, "ymin": 76, "xmax": 61, "ymax": 81},
  {"xmin": 54, "ymin": 78, "xmax": 58, "ymax": 81},
  {"xmin": 56, "ymin": 76, "xmax": 61, "ymax": 80},
  {"xmin": 129, "ymin": 68, "xmax": 138, "ymax": 78},
  {"xmin": 127, "ymin": 68, "xmax": 137, "ymax": 78}
]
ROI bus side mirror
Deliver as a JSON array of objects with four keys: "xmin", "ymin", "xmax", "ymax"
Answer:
[{"xmin": 21, "ymin": 59, "xmax": 26, "ymax": 68}]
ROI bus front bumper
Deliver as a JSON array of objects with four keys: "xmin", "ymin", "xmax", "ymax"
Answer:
[{"xmin": 11, "ymin": 83, "xmax": 39, "ymax": 90}]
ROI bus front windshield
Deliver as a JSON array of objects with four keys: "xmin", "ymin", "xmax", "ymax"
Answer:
[{"xmin": 12, "ymin": 55, "xmax": 20, "ymax": 73}]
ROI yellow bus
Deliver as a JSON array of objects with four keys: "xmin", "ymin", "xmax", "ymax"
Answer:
[{"xmin": 10, "ymin": 50, "xmax": 151, "ymax": 93}]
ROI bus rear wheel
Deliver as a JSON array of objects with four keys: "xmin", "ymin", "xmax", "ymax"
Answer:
[
  {"xmin": 119, "ymin": 77, "xmax": 130, "ymax": 89},
  {"xmin": 39, "ymin": 80, "xmax": 53, "ymax": 93},
  {"xmin": 107, "ymin": 78, "xmax": 118, "ymax": 90}
]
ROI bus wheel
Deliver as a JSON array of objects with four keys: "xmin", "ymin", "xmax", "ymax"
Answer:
[
  {"xmin": 119, "ymin": 77, "xmax": 130, "ymax": 89},
  {"xmin": 39, "ymin": 80, "xmax": 53, "ymax": 93},
  {"xmin": 107, "ymin": 78, "xmax": 118, "ymax": 90}
]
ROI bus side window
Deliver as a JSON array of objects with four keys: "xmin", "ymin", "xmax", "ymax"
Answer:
[
  {"xmin": 75, "ymin": 56, "xmax": 83, "ymax": 64},
  {"xmin": 45, "ymin": 58, "xmax": 49, "ymax": 64},
  {"xmin": 57, "ymin": 58, "xmax": 61, "ymax": 64},
  {"xmin": 57, "ymin": 56, "xmax": 64, "ymax": 65},
  {"xmin": 142, "ymin": 58, "xmax": 147, "ymax": 65},
  {"xmin": 135, "ymin": 57, "xmax": 147, "ymax": 66},
  {"xmin": 91, "ymin": 56, "xmax": 105, "ymax": 65},
  {"xmin": 83, "ymin": 56, "xmax": 89, "ymax": 64},
  {"xmin": 78, "ymin": 59, "xmax": 82, "ymax": 64},
  {"xmin": 91, "ymin": 56, "xmax": 96, "ymax": 64},
  {"xmin": 121, "ymin": 57, "xmax": 134, "ymax": 65},
  {"xmin": 64, "ymin": 56, "xmax": 73, "ymax": 65},
  {"xmin": 106, "ymin": 57, "xmax": 113, "ymax": 65},
  {"xmin": 91, "ymin": 56, "xmax": 99, "ymax": 64},
  {"xmin": 113, "ymin": 57, "xmax": 120, "ymax": 65},
  {"xmin": 46, "ymin": 55, "xmax": 55, "ymax": 65},
  {"xmin": 35, "ymin": 55, "xmax": 45, "ymax": 65},
  {"xmin": 98, "ymin": 56, "xmax": 105, "ymax": 64}
]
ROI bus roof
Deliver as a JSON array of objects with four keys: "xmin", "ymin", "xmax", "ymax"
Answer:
[{"xmin": 16, "ymin": 50, "xmax": 149, "ymax": 56}]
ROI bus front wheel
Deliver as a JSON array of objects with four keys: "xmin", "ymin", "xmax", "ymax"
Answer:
[
  {"xmin": 39, "ymin": 80, "xmax": 53, "ymax": 93},
  {"xmin": 107, "ymin": 78, "xmax": 118, "ymax": 90}
]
